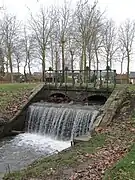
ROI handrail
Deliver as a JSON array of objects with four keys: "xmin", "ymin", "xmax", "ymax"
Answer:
[{"xmin": 44, "ymin": 69, "xmax": 116, "ymax": 91}]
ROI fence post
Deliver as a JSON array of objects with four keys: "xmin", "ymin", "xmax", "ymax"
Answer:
[
  {"xmin": 100, "ymin": 70, "xmax": 102, "ymax": 88},
  {"xmin": 114, "ymin": 70, "xmax": 116, "ymax": 89}
]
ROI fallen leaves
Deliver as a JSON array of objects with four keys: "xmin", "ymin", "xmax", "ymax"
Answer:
[
  {"xmin": 0, "ymin": 88, "xmax": 33, "ymax": 119},
  {"xmin": 69, "ymin": 145, "xmax": 127, "ymax": 180},
  {"xmin": 68, "ymin": 120, "xmax": 134, "ymax": 180}
]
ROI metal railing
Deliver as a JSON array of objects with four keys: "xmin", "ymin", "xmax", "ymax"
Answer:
[{"xmin": 44, "ymin": 69, "xmax": 116, "ymax": 91}]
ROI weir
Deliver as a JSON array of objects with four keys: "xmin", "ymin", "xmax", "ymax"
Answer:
[
  {"xmin": 0, "ymin": 103, "xmax": 100, "ymax": 173},
  {"xmin": 26, "ymin": 103, "xmax": 99, "ymax": 140}
]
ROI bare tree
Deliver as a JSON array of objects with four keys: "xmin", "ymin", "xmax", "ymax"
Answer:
[
  {"xmin": 13, "ymin": 38, "xmax": 24, "ymax": 73},
  {"xmin": 21, "ymin": 27, "xmax": 36, "ymax": 81},
  {"xmin": 119, "ymin": 19, "xmax": 135, "ymax": 83},
  {"xmin": 1, "ymin": 13, "xmax": 20, "ymax": 82},
  {"xmin": 74, "ymin": 0, "xmax": 105, "ymax": 75},
  {"xmin": 29, "ymin": 7, "xmax": 56, "ymax": 81},
  {"xmin": 0, "ymin": 47, "xmax": 4, "ymax": 76},
  {"xmin": 102, "ymin": 19, "xmax": 118, "ymax": 70},
  {"xmin": 57, "ymin": 1, "xmax": 72, "ymax": 81}
]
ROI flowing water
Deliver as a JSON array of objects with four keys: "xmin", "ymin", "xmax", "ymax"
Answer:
[{"xmin": 0, "ymin": 103, "xmax": 99, "ymax": 173}]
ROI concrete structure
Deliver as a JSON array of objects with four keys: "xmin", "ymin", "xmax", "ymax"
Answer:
[
  {"xmin": 73, "ymin": 85, "xmax": 128, "ymax": 144},
  {"xmin": 0, "ymin": 69, "xmax": 117, "ymax": 138},
  {"xmin": 0, "ymin": 82, "xmax": 114, "ymax": 138}
]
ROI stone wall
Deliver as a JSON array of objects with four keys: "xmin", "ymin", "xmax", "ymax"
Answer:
[{"xmin": 93, "ymin": 86, "xmax": 128, "ymax": 128}]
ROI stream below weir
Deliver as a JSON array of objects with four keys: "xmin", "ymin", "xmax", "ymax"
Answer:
[
  {"xmin": 0, "ymin": 133, "xmax": 70, "ymax": 173},
  {"xmin": 0, "ymin": 103, "xmax": 100, "ymax": 175}
]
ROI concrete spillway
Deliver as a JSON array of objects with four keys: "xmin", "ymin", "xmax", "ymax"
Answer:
[{"xmin": 27, "ymin": 102, "xmax": 99, "ymax": 140}]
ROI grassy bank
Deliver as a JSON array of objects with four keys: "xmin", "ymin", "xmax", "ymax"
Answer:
[
  {"xmin": 0, "ymin": 83, "xmax": 37, "ymax": 119},
  {"xmin": 103, "ymin": 112, "xmax": 135, "ymax": 180},
  {"xmin": 104, "ymin": 144, "xmax": 135, "ymax": 180}
]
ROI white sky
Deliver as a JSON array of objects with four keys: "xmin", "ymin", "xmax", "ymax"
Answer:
[
  {"xmin": 1, "ymin": 0, "xmax": 135, "ymax": 23},
  {"xmin": 0, "ymin": 0, "xmax": 135, "ymax": 73}
]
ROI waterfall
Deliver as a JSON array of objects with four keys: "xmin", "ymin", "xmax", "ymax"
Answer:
[{"xmin": 26, "ymin": 103, "xmax": 99, "ymax": 140}]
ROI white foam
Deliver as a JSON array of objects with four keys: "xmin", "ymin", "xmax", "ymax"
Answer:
[{"xmin": 12, "ymin": 133, "xmax": 71, "ymax": 154}]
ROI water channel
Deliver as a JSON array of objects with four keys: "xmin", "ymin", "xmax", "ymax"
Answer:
[{"xmin": 0, "ymin": 103, "xmax": 100, "ymax": 174}]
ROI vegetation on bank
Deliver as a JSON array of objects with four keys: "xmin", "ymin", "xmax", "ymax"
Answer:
[
  {"xmin": 104, "ymin": 112, "xmax": 135, "ymax": 180},
  {"xmin": 0, "ymin": 83, "xmax": 37, "ymax": 119}
]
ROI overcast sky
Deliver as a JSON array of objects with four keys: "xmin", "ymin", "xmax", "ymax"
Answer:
[
  {"xmin": 1, "ymin": 0, "xmax": 135, "ymax": 23},
  {"xmin": 0, "ymin": 0, "xmax": 135, "ymax": 73}
]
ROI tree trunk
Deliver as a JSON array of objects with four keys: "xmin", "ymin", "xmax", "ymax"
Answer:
[
  {"xmin": 127, "ymin": 51, "xmax": 130, "ymax": 84},
  {"xmin": 8, "ymin": 50, "xmax": 13, "ymax": 83},
  {"xmin": 88, "ymin": 50, "xmax": 92, "ymax": 82},
  {"xmin": 6, "ymin": 59, "xmax": 8, "ymax": 73},
  {"xmin": 42, "ymin": 50, "xmax": 46, "ymax": 82},
  {"xmin": 95, "ymin": 47, "xmax": 99, "ymax": 73},
  {"xmin": 61, "ymin": 40, "xmax": 65, "ymax": 83},
  {"xmin": 71, "ymin": 54, "xmax": 74, "ymax": 72},
  {"xmin": 24, "ymin": 58, "xmax": 27, "ymax": 82},
  {"xmin": 84, "ymin": 46, "xmax": 87, "ymax": 71},
  {"xmin": 55, "ymin": 50, "xmax": 58, "ymax": 71},
  {"xmin": 80, "ymin": 49, "xmax": 83, "ymax": 71},
  {"xmin": 51, "ymin": 41, "xmax": 54, "ymax": 69},
  {"xmin": 55, "ymin": 50, "xmax": 58, "ymax": 85},
  {"xmin": 120, "ymin": 61, "xmax": 123, "ymax": 84},
  {"xmin": 28, "ymin": 60, "xmax": 31, "ymax": 76},
  {"xmin": 17, "ymin": 59, "xmax": 20, "ymax": 74},
  {"xmin": 71, "ymin": 53, "xmax": 74, "ymax": 85},
  {"xmin": 106, "ymin": 55, "xmax": 109, "ymax": 89},
  {"xmin": 0, "ymin": 58, "xmax": 5, "ymax": 76}
]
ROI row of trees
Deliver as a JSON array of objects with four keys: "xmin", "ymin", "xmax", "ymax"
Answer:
[{"xmin": 0, "ymin": 0, "xmax": 135, "ymax": 82}]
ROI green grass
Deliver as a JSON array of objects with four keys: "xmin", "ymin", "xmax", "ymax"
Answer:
[
  {"xmin": 0, "ymin": 83, "xmax": 36, "ymax": 91},
  {"xmin": 3, "ymin": 134, "xmax": 106, "ymax": 180},
  {"xmin": 104, "ymin": 144, "xmax": 135, "ymax": 180},
  {"xmin": 127, "ymin": 84, "xmax": 135, "ymax": 91}
]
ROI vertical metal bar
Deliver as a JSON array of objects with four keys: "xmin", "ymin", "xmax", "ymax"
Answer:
[
  {"xmin": 55, "ymin": 70, "xmax": 58, "ymax": 87},
  {"xmin": 49, "ymin": 71, "xmax": 51, "ymax": 89},
  {"xmin": 94, "ymin": 70, "xmax": 96, "ymax": 88},
  {"xmin": 89, "ymin": 69, "xmax": 91, "ymax": 83},
  {"xmin": 60, "ymin": 70, "xmax": 62, "ymax": 87},
  {"xmin": 106, "ymin": 68, "xmax": 109, "ymax": 91},
  {"xmin": 114, "ymin": 70, "xmax": 116, "ymax": 89},
  {"xmin": 44, "ymin": 71, "xmax": 46, "ymax": 85},
  {"xmin": 100, "ymin": 70, "xmax": 102, "ymax": 88},
  {"xmin": 80, "ymin": 70, "xmax": 82, "ymax": 88},
  {"xmin": 52, "ymin": 71, "xmax": 54, "ymax": 85},
  {"xmin": 72, "ymin": 70, "xmax": 75, "ymax": 87},
  {"xmin": 65, "ymin": 69, "xmax": 67, "ymax": 87},
  {"xmin": 86, "ymin": 69, "xmax": 88, "ymax": 89}
]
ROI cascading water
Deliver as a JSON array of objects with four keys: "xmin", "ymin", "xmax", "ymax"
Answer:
[
  {"xmin": 26, "ymin": 103, "xmax": 99, "ymax": 140},
  {"xmin": 0, "ymin": 102, "xmax": 99, "ymax": 173}
]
